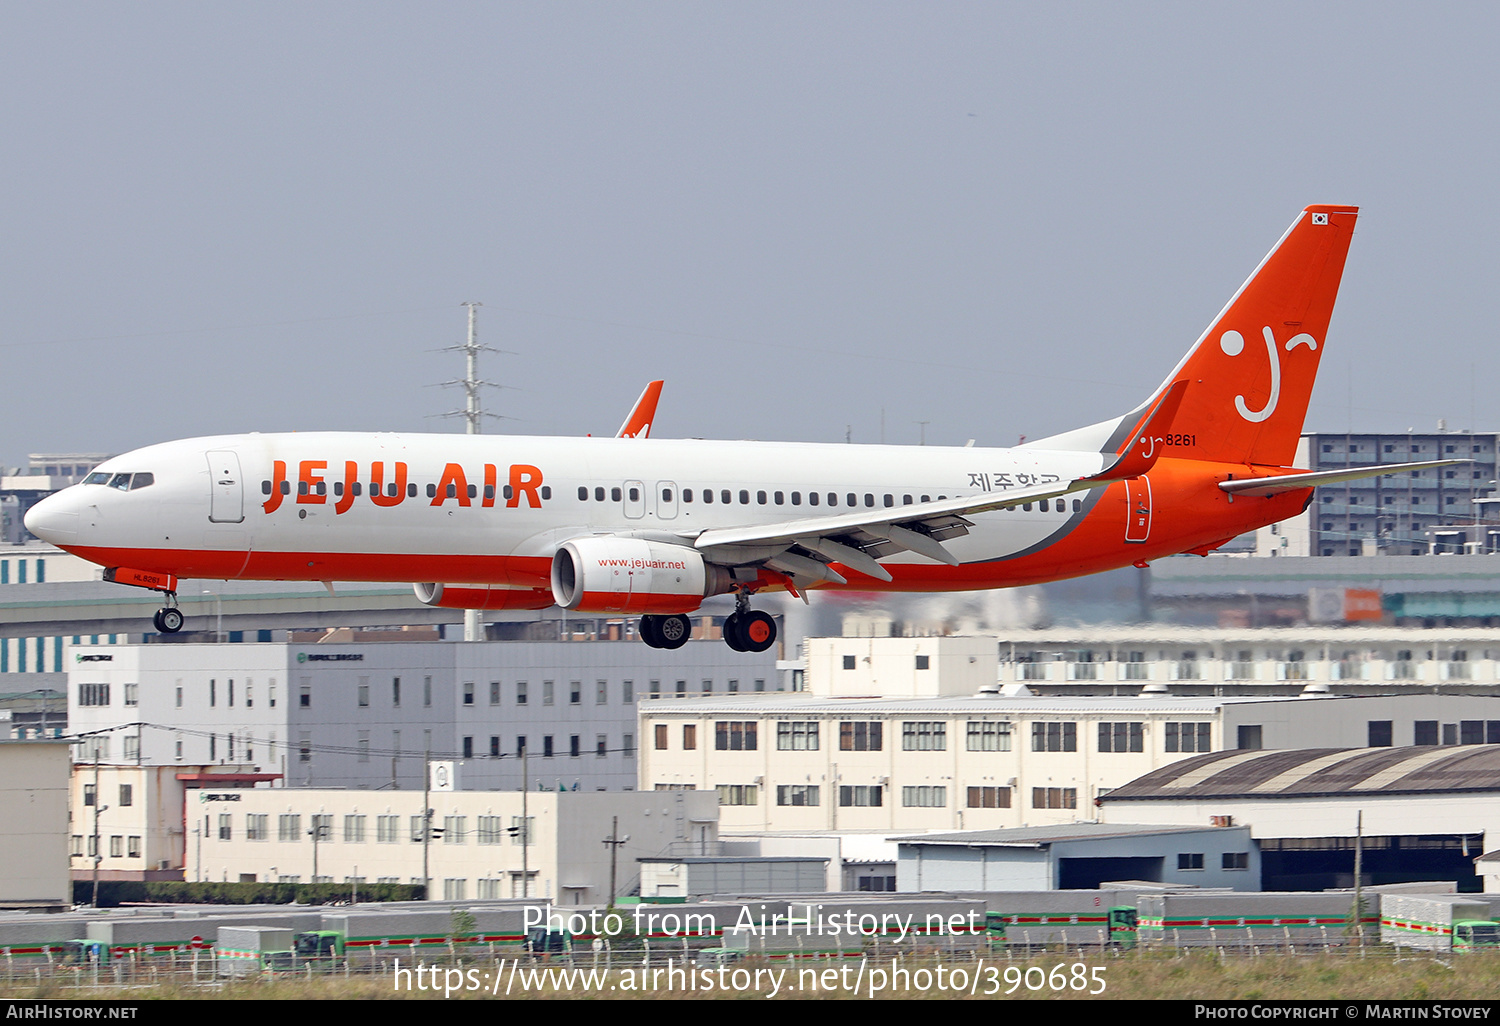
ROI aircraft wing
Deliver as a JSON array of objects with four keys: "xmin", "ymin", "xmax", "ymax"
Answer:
[
  {"xmin": 617, "ymin": 381, "xmax": 664, "ymax": 438},
  {"xmin": 688, "ymin": 476, "xmax": 1115, "ymax": 585}
]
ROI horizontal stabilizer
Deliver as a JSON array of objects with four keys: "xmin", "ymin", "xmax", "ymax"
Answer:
[
  {"xmin": 1084, "ymin": 380, "xmax": 1189, "ymax": 482},
  {"xmin": 1218, "ymin": 459, "xmax": 1469, "ymax": 497}
]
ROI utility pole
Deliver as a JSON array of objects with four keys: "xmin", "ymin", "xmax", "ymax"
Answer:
[
  {"xmin": 90, "ymin": 751, "xmax": 107, "ymax": 907},
  {"xmin": 437, "ymin": 301, "xmax": 510, "ymax": 644},
  {"xmin": 602, "ymin": 816, "xmax": 628, "ymax": 907},
  {"xmin": 521, "ymin": 742, "xmax": 529, "ymax": 898},
  {"xmin": 422, "ymin": 747, "xmax": 431, "ymax": 900}
]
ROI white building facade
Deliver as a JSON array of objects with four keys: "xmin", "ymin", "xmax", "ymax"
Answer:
[{"xmin": 67, "ymin": 639, "xmax": 779, "ymax": 791}]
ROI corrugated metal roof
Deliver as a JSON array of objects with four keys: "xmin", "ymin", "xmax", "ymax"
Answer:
[
  {"xmin": 1105, "ymin": 745, "xmax": 1500, "ymax": 800},
  {"xmin": 891, "ymin": 823, "xmax": 1223, "ymax": 846}
]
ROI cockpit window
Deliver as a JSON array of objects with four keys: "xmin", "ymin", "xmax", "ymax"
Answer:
[
  {"xmin": 96, "ymin": 472, "xmax": 154, "ymax": 491},
  {"xmin": 108, "ymin": 473, "xmax": 132, "ymax": 490},
  {"xmin": 130, "ymin": 473, "xmax": 154, "ymax": 490},
  {"xmin": 84, "ymin": 472, "xmax": 111, "ymax": 485}
]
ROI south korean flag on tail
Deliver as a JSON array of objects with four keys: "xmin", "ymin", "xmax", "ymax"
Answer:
[{"xmin": 1311, "ymin": 212, "xmax": 1329, "ymax": 225}]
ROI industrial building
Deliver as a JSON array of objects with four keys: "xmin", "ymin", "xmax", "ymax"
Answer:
[
  {"xmin": 0, "ymin": 741, "xmax": 72, "ymax": 909},
  {"xmin": 894, "ymin": 822, "xmax": 1258, "ymax": 891},
  {"xmin": 67, "ymin": 639, "xmax": 778, "ymax": 791},
  {"xmin": 1098, "ymin": 745, "xmax": 1500, "ymax": 890},
  {"xmin": 192, "ymin": 786, "xmax": 718, "ymax": 904}
]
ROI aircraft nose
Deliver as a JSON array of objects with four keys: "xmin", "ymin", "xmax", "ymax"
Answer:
[{"xmin": 23, "ymin": 491, "xmax": 79, "ymax": 544}]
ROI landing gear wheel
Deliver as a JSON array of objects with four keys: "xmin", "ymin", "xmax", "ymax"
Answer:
[
  {"xmin": 152, "ymin": 610, "xmax": 165, "ymax": 633},
  {"xmin": 721, "ymin": 613, "xmax": 747, "ymax": 652},
  {"xmin": 656, "ymin": 614, "xmax": 692, "ymax": 650},
  {"xmin": 156, "ymin": 607, "xmax": 184, "ymax": 634},
  {"xmin": 738, "ymin": 611, "xmax": 777, "ymax": 653},
  {"xmin": 639, "ymin": 615, "xmax": 664, "ymax": 648}
]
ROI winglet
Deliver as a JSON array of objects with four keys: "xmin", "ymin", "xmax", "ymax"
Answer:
[
  {"xmin": 1083, "ymin": 379, "xmax": 1189, "ymax": 482},
  {"xmin": 617, "ymin": 381, "xmax": 664, "ymax": 438}
]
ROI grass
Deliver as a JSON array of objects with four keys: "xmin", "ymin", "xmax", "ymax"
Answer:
[{"xmin": 2, "ymin": 948, "xmax": 1495, "ymax": 1000}]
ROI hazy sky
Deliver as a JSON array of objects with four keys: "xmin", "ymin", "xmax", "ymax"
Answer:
[{"xmin": 4, "ymin": 2, "xmax": 1498, "ymax": 467}]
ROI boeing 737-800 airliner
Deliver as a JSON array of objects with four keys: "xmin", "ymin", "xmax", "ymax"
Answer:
[{"xmin": 25, "ymin": 205, "xmax": 1457, "ymax": 653}]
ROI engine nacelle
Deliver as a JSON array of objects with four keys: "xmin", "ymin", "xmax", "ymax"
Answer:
[
  {"xmin": 550, "ymin": 537, "xmax": 731, "ymax": 615},
  {"xmin": 413, "ymin": 583, "xmax": 555, "ymax": 611}
]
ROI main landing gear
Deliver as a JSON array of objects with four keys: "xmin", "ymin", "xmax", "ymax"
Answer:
[
  {"xmin": 638, "ymin": 613, "xmax": 692, "ymax": 650},
  {"xmin": 722, "ymin": 591, "xmax": 777, "ymax": 654},
  {"xmin": 152, "ymin": 593, "xmax": 184, "ymax": 634}
]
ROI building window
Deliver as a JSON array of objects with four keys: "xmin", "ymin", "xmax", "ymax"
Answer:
[
  {"xmin": 392, "ymin": 677, "xmax": 401, "ymax": 707},
  {"xmin": 70, "ymin": 835, "xmax": 83, "ymax": 857},
  {"xmin": 1165, "ymin": 722, "xmax": 1212, "ymax": 753},
  {"xmin": 776, "ymin": 721, "xmax": 820, "ymax": 751},
  {"xmin": 109, "ymin": 835, "xmax": 124, "ymax": 858},
  {"xmin": 299, "ymin": 685, "xmax": 310, "ymax": 708},
  {"xmin": 118, "ymin": 784, "xmax": 133, "ymax": 807},
  {"xmin": 279, "ymin": 815, "xmax": 301, "ymax": 842},
  {"xmin": 1414, "ymin": 720, "xmax": 1439, "ymax": 745},
  {"xmin": 1222, "ymin": 852, "xmax": 1249, "ymax": 870},
  {"xmin": 1368, "ymin": 720, "xmax": 1393, "ymax": 747},
  {"xmin": 569, "ymin": 735, "xmax": 580, "ymax": 758},
  {"xmin": 654, "ymin": 725, "xmax": 669, "ymax": 750},
  {"xmin": 542, "ymin": 736, "xmax": 554, "ymax": 758},
  {"xmin": 596, "ymin": 680, "xmax": 608, "ymax": 706},
  {"xmin": 218, "ymin": 814, "xmax": 232, "ymax": 841},
  {"xmin": 123, "ymin": 683, "xmax": 138, "ymax": 707},
  {"xmin": 1031, "ymin": 722, "xmax": 1077, "ymax": 752},
  {"xmin": 716, "ymin": 784, "xmax": 758, "ymax": 806},
  {"xmin": 490, "ymin": 736, "xmax": 500, "ymax": 757},
  {"xmin": 623, "ymin": 733, "xmax": 635, "ymax": 757},
  {"xmin": 1237, "ymin": 725, "xmax": 1263, "ymax": 750},
  {"xmin": 462, "ymin": 736, "xmax": 473, "ymax": 759},
  {"xmin": 516, "ymin": 681, "xmax": 527, "ymax": 705},
  {"xmin": 966, "ymin": 786, "xmax": 1011, "ymax": 809},
  {"xmin": 843, "ymin": 655, "xmax": 857, "ymax": 670},
  {"xmin": 77, "ymin": 682, "xmax": 110, "ymax": 707},
  {"xmin": 902, "ymin": 721, "xmax": 947, "ymax": 751},
  {"xmin": 777, "ymin": 785, "xmax": 820, "ymax": 806},
  {"xmin": 543, "ymin": 681, "xmax": 555, "ymax": 706},
  {"xmin": 490, "ymin": 681, "xmax": 501, "ymax": 706},
  {"xmin": 966, "ymin": 721, "xmax": 1012, "ymax": 751},
  {"xmin": 299, "ymin": 732, "xmax": 311, "ymax": 762},
  {"xmin": 838, "ymin": 785, "xmax": 883, "ymax": 807},
  {"xmin": 596, "ymin": 734, "xmax": 608, "ymax": 757},
  {"xmin": 358, "ymin": 680, "xmax": 370, "ymax": 707},
  {"xmin": 443, "ymin": 816, "xmax": 466, "ymax": 843},
  {"xmin": 915, "ymin": 654, "xmax": 930, "ymax": 670},
  {"xmin": 83, "ymin": 784, "xmax": 96, "ymax": 807},
  {"xmin": 377, "ymin": 815, "xmax": 400, "ymax": 843},
  {"xmin": 423, "ymin": 676, "xmax": 432, "ymax": 708},
  {"xmin": 622, "ymin": 680, "xmax": 634, "ymax": 704},
  {"xmin": 443, "ymin": 879, "xmax": 467, "ymax": 901},
  {"xmin": 902, "ymin": 785, "xmax": 948, "ymax": 808},
  {"xmin": 1097, "ymin": 722, "xmax": 1144, "ymax": 753},
  {"xmin": 715, "ymin": 721, "xmax": 757, "ymax": 751},
  {"xmin": 839, "ymin": 721, "xmax": 883, "ymax": 751},
  {"xmin": 476, "ymin": 816, "xmax": 503, "ymax": 844},
  {"xmin": 1032, "ymin": 787, "xmax": 1076, "ymax": 810},
  {"xmin": 247, "ymin": 815, "xmax": 268, "ymax": 841},
  {"xmin": 1178, "ymin": 853, "xmax": 1205, "ymax": 871},
  {"xmin": 570, "ymin": 681, "xmax": 581, "ymax": 705},
  {"xmin": 682, "ymin": 725, "xmax": 696, "ymax": 750}
]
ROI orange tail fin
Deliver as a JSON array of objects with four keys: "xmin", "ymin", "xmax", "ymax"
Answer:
[{"xmin": 1151, "ymin": 204, "xmax": 1358, "ymax": 468}]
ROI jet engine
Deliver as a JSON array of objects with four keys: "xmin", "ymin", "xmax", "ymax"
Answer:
[
  {"xmin": 413, "ymin": 583, "xmax": 555, "ymax": 611},
  {"xmin": 550, "ymin": 537, "xmax": 732, "ymax": 615}
]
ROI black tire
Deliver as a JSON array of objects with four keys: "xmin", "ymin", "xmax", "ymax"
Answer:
[
  {"xmin": 158, "ymin": 607, "xmax": 184, "ymax": 633},
  {"xmin": 657, "ymin": 614, "xmax": 692, "ymax": 649},
  {"xmin": 151, "ymin": 610, "xmax": 166, "ymax": 633},
  {"xmin": 639, "ymin": 615, "xmax": 663, "ymax": 648},
  {"xmin": 739, "ymin": 610, "xmax": 777, "ymax": 653},
  {"xmin": 721, "ymin": 613, "xmax": 746, "ymax": 652}
]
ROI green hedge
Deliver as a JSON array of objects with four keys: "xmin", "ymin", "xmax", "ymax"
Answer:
[{"xmin": 74, "ymin": 881, "xmax": 425, "ymax": 907}]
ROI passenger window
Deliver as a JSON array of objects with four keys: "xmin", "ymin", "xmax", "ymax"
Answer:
[
  {"xmin": 808, "ymin": 492, "xmax": 819, "ymax": 506},
  {"xmin": 757, "ymin": 491, "xmax": 767, "ymax": 504},
  {"xmin": 578, "ymin": 486, "xmax": 588, "ymax": 500},
  {"xmin": 316, "ymin": 481, "xmax": 325, "ymax": 495},
  {"xmin": 352, "ymin": 482, "xmax": 362, "ymax": 496},
  {"xmin": 1072, "ymin": 499, "xmax": 1081, "ymax": 512},
  {"xmin": 791, "ymin": 491, "xmax": 801, "ymax": 505},
  {"xmin": 612, "ymin": 487, "xmax": 622, "ymax": 502},
  {"xmin": 1038, "ymin": 498, "xmax": 1048, "ymax": 512},
  {"xmin": 406, "ymin": 483, "xmax": 417, "ymax": 497},
  {"xmin": 683, "ymin": 489, "xmax": 693, "ymax": 502},
  {"xmin": 739, "ymin": 490, "xmax": 749, "ymax": 504},
  {"xmin": 1023, "ymin": 503, "xmax": 1032, "ymax": 511},
  {"xmin": 504, "ymin": 486, "xmax": 514, "ymax": 500},
  {"xmin": 540, "ymin": 486, "xmax": 551, "ymax": 499},
  {"xmin": 446, "ymin": 484, "xmax": 457, "ymax": 498},
  {"xmin": 483, "ymin": 485, "xmax": 494, "ymax": 499},
  {"xmin": 828, "ymin": 493, "xmax": 838, "ymax": 506},
  {"xmin": 388, "ymin": 483, "xmax": 399, "ymax": 497},
  {"xmin": 774, "ymin": 491, "xmax": 784, "ymax": 504},
  {"xmin": 283, "ymin": 481, "xmax": 293, "ymax": 495},
  {"xmin": 883, "ymin": 494, "xmax": 893, "ymax": 507},
  {"xmin": 426, "ymin": 484, "xmax": 438, "ymax": 498},
  {"xmin": 595, "ymin": 487, "xmax": 605, "ymax": 501},
  {"xmin": 298, "ymin": 481, "xmax": 309, "ymax": 495},
  {"xmin": 847, "ymin": 493, "xmax": 857, "ymax": 506},
  {"xmin": 662, "ymin": 488, "xmax": 672, "ymax": 502},
  {"xmin": 629, "ymin": 487, "xmax": 640, "ymax": 501},
  {"xmin": 721, "ymin": 490, "xmax": 731, "ymax": 504},
  {"xmin": 261, "ymin": 481, "xmax": 272, "ymax": 495},
  {"xmin": 703, "ymin": 489, "xmax": 713, "ymax": 504},
  {"xmin": 921, "ymin": 495, "xmax": 930, "ymax": 502},
  {"xmin": 864, "ymin": 494, "xmax": 874, "ymax": 507},
  {"xmin": 334, "ymin": 482, "xmax": 343, "ymax": 496},
  {"xmin": 467, "ymin": 485, "xmax": 477, "ymax": 498},
  {"xmin": 903, "ymin": 495, "xmax": 913, "ymax": 504}
]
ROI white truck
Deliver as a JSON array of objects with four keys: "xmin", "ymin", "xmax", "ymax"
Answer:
[{"xmin": 1380, "ymin": 894, "xmax": 1500, "ymax": 953}]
